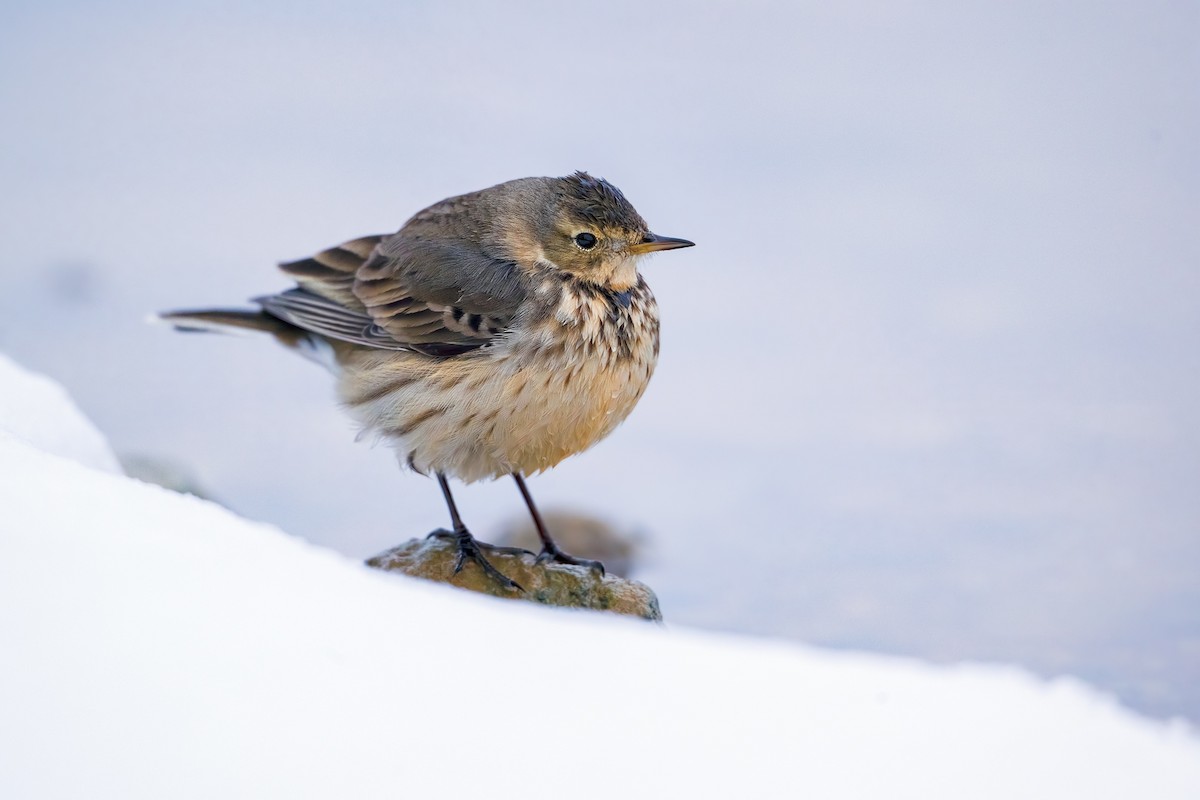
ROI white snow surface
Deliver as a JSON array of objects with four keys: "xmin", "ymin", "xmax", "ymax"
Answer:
[
  {"xmin": 0, "ymin": 352, "xmax": 121, "ymax": 474},
  {"xmin": 2, "ymin": 359, "xmax": 1199, "ymax": 798}
]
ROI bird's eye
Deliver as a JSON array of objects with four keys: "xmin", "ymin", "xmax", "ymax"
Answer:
[{"xmin": 574, "ymin": 232, "xmax": 598, "ymax": 250}]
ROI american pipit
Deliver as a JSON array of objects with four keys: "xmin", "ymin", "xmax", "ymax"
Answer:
[{"xmin": 162, "ymin": 172, "xmax": 693, "ymax": 589}]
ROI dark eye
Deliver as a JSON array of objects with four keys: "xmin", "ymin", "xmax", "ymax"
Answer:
[{"xmin": 574, "ymin": 232, "xmax": 598, "ymax": 250}]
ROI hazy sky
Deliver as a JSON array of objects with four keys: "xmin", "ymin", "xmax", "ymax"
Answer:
[{"xmin": 1, "ymin": 1, "xmax": 1197, "ymax": 720}]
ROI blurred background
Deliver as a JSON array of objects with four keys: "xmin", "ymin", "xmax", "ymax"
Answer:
[{"xmin": 1, "ymin": 1, "xmax": 1196, "ymax": 721}]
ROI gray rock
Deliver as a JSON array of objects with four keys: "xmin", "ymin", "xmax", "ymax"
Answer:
[{"xmin": 366, "ymin": 535, "xmax": 662, "ymax": 621}]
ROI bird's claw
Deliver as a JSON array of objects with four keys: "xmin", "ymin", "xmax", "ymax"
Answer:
[
  {"xmin": 535, "ymin": 546, "xmax": 606, "ymax": 577},
  {"xmin": 430, "ymin": 528, "xmax": 525, "ymax": 592}
]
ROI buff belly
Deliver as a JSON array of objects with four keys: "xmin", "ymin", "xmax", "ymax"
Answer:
[{"xmin": 337, "ymin": 331, "xmax": 657, "ymax": 482}]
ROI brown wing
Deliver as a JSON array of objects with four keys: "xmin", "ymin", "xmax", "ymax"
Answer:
[
  {"xmin": 273, "ymin": 235, "xmax": 382, "ymax": 309},
  {"xmin": 263, "ymin": 216, "xmax": 527, "ymax": 356},
  {"xmin": 259, "ymin": 234, "xmax": 406, "ymax": 350},
  {"xmin": 352, "ymin": 236, "xmax": 525, "ymax": 351},
  {"xmin": 255, "ymin": 287, "xmax": 410, "ymax": 351}
]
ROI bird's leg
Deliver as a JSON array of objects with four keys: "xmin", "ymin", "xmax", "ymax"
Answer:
[
  {"xmin": 427, "ymin": 473, "xmax": 525, "ymax": 591},
  {"xmin": 512, "ymin": 472, "xmax": 605, "ymax": 576}
]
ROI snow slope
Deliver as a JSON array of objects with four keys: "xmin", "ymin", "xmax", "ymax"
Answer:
[
  {"xmin": 0, "ymin": 353, "xmax": 120, "ymax": 474},
  {"xmin": 1, "ymin": 357, "xmax": 1198, "ymax": 798}
]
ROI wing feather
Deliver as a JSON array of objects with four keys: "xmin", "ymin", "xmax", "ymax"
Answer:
[
  {"xmin": 259, "ymin": 206, "xmax": 528, "ymax": 356},
  {"xmin": 277, "ymin": 235, "xmax": 385, "ymax": 309},
  {"xmin": 256, "ymin": 288, "xmax": 408, "ymax": 350}
]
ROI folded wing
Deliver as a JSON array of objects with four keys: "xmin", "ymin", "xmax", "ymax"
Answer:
[{"xmin": 264, "ymin": 221, "xmax": 528, "ymax": 357}]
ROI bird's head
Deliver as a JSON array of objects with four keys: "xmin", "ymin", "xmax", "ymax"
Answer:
[{"xmin": 500, "ymin": 171, "xmax": 693, "ymax": 289}]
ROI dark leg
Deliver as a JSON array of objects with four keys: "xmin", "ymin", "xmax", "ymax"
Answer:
[
  {"xmin": 427, "ymin": 473, "xmax": 526, "ymax": 591},
  {"xmin": 512, "ymin": 473, "xmax": 605, "ymax": 576}
]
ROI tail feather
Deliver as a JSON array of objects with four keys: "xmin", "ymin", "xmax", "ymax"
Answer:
[
  {"xmin": 158, "ymin": 307, "xmax": 342, "ymax": 372},
  {"xmin": 158, "ymin": 308, "xmax": 305, "ymax": 345}
]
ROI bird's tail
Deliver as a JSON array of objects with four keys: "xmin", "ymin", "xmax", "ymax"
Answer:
[
  {"xmin": 157, "ymin": 307, "xmax": 341, "ymax": 372},
  {"xmin": 158, "ymin": 308, "xmax": 305, "ymax": 344}
]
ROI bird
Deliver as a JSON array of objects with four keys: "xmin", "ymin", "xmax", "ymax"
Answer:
[{"xmin": 161, "ymin": 171, "xmax": 694, "ymax": 590}]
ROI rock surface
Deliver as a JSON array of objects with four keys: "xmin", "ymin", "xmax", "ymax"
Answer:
[{"xmin": 366, "ymin": 534, "xmax": 662, "ymax": 621}]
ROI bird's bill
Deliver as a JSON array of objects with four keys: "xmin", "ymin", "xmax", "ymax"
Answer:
[{"xmin": 630, "ymin": 233, "xmax": 695, "ymax": 254}]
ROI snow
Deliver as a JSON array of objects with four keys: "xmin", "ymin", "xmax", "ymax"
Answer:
[
  {"xmin": 2, "ymin": 357, "xmax": 1199, "ymax": 798},
  {"xmin": 0, "ymin": 353, "xmax": 121, "ymax": 475}
]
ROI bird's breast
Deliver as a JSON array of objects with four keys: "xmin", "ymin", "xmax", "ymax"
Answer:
[
  {"xmin": 338, "ymin": 278, "xmax": 660, "ymax": 482},
  {"xmin": 496, "ymin": 278, "xmax": 660, "ymax": 472}
]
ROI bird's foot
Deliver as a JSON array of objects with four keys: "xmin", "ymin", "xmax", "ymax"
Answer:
[
  {"xmin": 427, "ymin": 528, "xmax": 525, "ymax": 592},
  {"xmin": 535, "ymin": 544, "xmax": 606, "ymax": 577}
]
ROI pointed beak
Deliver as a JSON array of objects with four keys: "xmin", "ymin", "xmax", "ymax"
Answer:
[{"xmin": 629, "ymin": 232, "xmax": 696, "ymax": 255}]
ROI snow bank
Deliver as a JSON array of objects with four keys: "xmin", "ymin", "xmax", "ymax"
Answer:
[
  {"xmin": 0, "ymin": 352, "xmax": 121, "ymax": 474},
  {"xmin": 1, "ymin": 356, "xmax": 1198, "ymax": 799}
]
